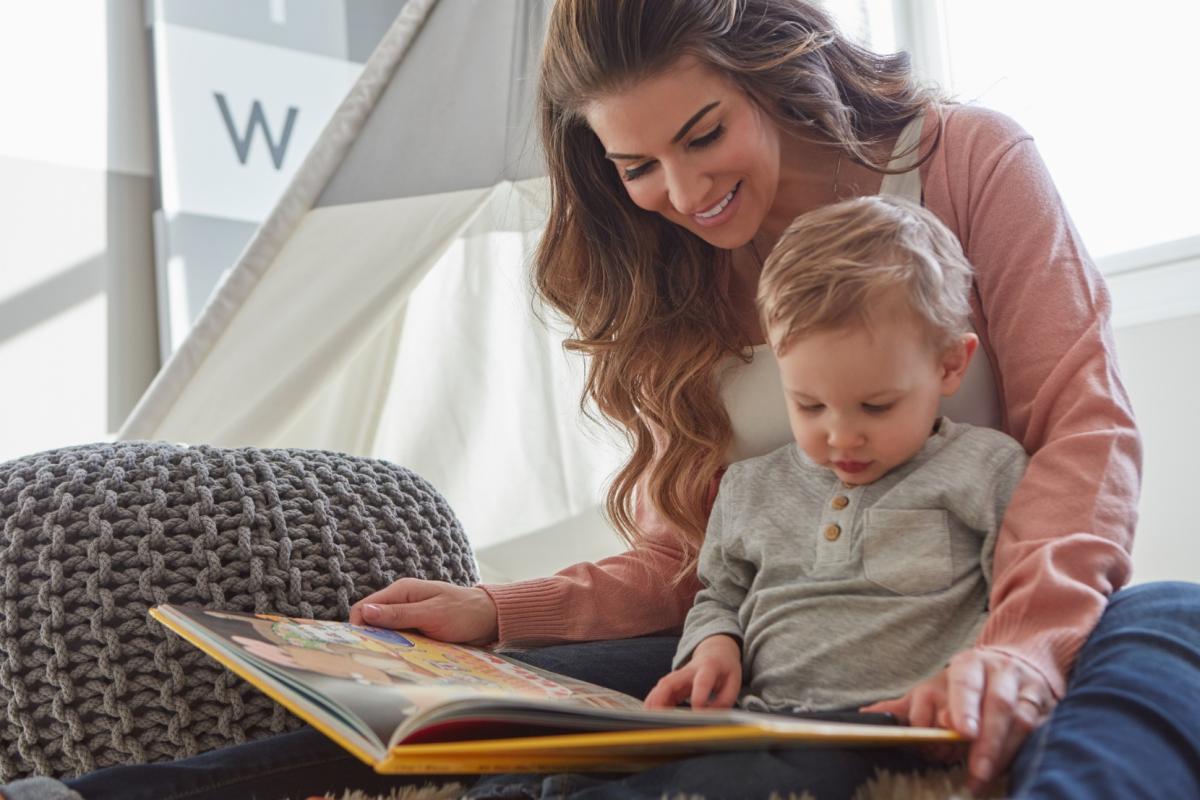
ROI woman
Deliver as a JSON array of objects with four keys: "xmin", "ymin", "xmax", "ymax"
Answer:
[
  {"xmin": 352, "ymin": 0, "xmax": 1200, "ymax": 797},
  {"xmin": 8, "ymin": 1, "xmax": 1197, "ymax": 798}
]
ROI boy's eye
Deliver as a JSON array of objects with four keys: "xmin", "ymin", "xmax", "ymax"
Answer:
[
  {"xmin": 862, "ymin": 403, "xmax": 894, "ymax": 414},
  {"xmin": 689, "ymin": 124, "xmax": 724, "ymax": 149},
  {"xmin": 797, "ymin": 403, "xmax": 824, "ymax": 413}
]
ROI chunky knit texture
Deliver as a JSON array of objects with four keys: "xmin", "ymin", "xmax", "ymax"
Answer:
[{"xmin": 0, "ymin": 441, "xmax": 477, "ymax": 781}]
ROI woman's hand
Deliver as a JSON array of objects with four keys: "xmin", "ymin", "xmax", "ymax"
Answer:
[
  {"xmin": 644, "ymin": 634, "xmax": 742, "ymax": 710},
  {"xmin": 861, "ymin": 647, "xmax": 1056, "ymax": 794},
  {"xmin": 348, "ymin": 578, "xmax": 499, "ymax": 645}
]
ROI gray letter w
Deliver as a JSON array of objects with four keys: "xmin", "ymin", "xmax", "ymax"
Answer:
[{"xmin": 214, "ymin": 93, "xmax": 300, "ymax": 170}]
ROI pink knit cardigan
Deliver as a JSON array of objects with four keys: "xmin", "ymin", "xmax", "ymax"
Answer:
[{"xmin": 481, "ymin": 104, "xmax": 1141, "ymax": 698}]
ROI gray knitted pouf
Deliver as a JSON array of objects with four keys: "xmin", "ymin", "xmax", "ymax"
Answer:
[{"xmin": 0, "ymin": 441, "xmax": 479, "ymax": 782}]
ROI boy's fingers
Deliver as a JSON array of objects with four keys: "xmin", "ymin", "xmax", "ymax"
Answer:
[
  {"xmin": 936, "ymin": 707, "xmax": 953, "ymax": 729},
  {"xmin": 643, "ymin": 684, "xmax": 668, "ymax": 708},
  {"xmin": 909, "ymin": 688, "xmax": 938, "ymax": 728},
  {"xmin": 645, "ymin": 671, "xmax": 690, "ymax": 709},
  {"xmin": 860, "ymin": 697, "xmax": 908, "ymax": 722},
  {"xmin": 690, "ymin": 666, "xmax": 717, "ymax": 709},
  {"xmin": 713, "ymin": 669, "xmax": 740, "ymax": 707}
]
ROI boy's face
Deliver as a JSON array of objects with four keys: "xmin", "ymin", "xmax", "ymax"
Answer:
[{"xmin": 773, "ymin": 312, "xmax": 975, "ymax": 486}]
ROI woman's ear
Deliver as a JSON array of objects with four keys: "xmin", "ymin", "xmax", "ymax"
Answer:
[{"xmin": 939, "ymin": 333, "xmax": 978, "ymax": 397}]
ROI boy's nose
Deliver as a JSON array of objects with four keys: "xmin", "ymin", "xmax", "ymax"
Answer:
[{"xmin": 827, "ymin": 427, "xmax": 864, "ymax": 449}]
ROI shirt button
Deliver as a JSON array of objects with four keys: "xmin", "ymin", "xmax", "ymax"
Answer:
[
  {"xmin": 823, "ymin": 523, "xmax": 842, "ymax": 541},
  {"xmin": 831, "ymin": 495, "xmax": 849, "ymax": 510}
]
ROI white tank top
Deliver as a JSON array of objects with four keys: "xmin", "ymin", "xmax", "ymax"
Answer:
[{"xmin": 720, "ymin": 113, "xmax": 1003, "ymax": 464}]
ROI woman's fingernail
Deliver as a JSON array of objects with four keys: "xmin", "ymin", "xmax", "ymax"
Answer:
[
  {"xmin": 363, "ymin": 603, "xmax": 381, "ymax": 617},
  {"xmin": 975, "ymin": 757, "xmax": 992, "ymax": 781},
  {"xmin": 963, "ymin": 716, "xmax": 978, "ymax": 736}
]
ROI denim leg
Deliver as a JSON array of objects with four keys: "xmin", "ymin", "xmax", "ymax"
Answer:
[
  {"xmin": 1010, "ymin": 581, "xmax": 1200, "ymax": 799},
  {"xmin": 61, "ymin": 727, "xmax": 474, "ymax": 800},
  {"xmin": 501, "ymin": 635, "xmax": 680, "ymax": 700},
  {"xmin": 469, "ymin": 747, "xmax": 929, "ymax": 800}
]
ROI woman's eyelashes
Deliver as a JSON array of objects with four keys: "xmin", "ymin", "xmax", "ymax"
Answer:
[
  {"xmin": 622, "ymin": 162, "xmax": 653, "ymax": 182},
  {"xmin": 690, "ymin": 123, "xmax": 725, "ymax": 149},
  {"xmin": 620, "ymin": 125, "xmax": 726, "ymax": 182}
]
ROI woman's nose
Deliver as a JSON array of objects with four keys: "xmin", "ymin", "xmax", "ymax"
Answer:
[{"xmin": 664, "ymin": 165, "xmax": 711, "ymax": 216}]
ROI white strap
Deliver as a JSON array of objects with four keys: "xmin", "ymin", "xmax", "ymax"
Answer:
[{"xmin": 878, "ymin": 111, "xmax": 925, "ymax": 202}]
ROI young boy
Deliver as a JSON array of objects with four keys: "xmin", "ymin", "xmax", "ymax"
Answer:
[{"xmin": 644, "ymin": 196, "xmax": 1028, "ymax": 717}]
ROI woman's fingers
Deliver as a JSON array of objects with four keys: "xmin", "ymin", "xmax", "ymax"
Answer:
[
  {"xmin": 359, "ymin": 598, "xmax": 431, "ymax": 631},
  {"xmin": 348, "ymin": 580, "xmax": 498, "ymax": 643},
  {"xmin": 966, "ymin": 657, "xmax": 1022, "ymax": 791},
  {"xmin": 992, "ymin": 680, "xmax": 1053, "ymax": 784},
  {"xmin": 350, "ymin": 578, "xmax": 439, "ymax": 624},
  {"xmin": 945, "ymin": 652, "xmax": 986, "ymax": 737}
]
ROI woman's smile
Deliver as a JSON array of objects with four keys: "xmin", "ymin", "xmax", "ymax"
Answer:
[{"xmin": 692, "ymin": 180, "xmax": 743, "ymax": 227}]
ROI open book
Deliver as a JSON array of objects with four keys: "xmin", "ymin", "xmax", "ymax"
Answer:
[{"xmin": 150, "ymin": 605, "xmax": 959, "ymax": 773}]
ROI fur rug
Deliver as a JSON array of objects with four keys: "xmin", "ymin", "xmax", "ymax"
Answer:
[{"xmin": 304, "ymin": 766, "xmax": 1007, "ymax": 800}]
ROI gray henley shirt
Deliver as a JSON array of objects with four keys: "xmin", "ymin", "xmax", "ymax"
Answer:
[{"xmin": 674, "ymin": 417, "xmax": 1028, "ymax": 712}]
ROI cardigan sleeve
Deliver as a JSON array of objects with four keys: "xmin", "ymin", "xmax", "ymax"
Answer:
[
  {"xmin": 479, "ymin": 471, "xmax": 709, "ymax": 647},
  {"xmin": 932, "ymin": 108, "xmax": 1141, "ymax": 696}
]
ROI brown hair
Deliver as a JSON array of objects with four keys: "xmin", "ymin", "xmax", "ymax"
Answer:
[
  {"xmin": 758, "ymin": 196, "xmax": 973, "ymax": 355},
  {"xmin": 535, "ymin": 0, "xmax": 941, "ymax": 580}
]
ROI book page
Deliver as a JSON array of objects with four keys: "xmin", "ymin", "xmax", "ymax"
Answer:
[{"xmin": 156, "ymin": 605, "xmax": 642, "ymax": 742}]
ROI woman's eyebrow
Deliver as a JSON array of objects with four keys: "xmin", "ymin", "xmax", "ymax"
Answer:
[
  {"xmin": 604, "ymin": 100, "xmax": 722, "ymax": 160},
  {"xmin": 670, "ymin": 100, "xmax": 721, "ymax": 143}
]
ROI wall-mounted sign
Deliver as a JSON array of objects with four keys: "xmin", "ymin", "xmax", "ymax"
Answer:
[{"xmin": 153, "ymin": 23, "xmax": 360, "ymax": 222}]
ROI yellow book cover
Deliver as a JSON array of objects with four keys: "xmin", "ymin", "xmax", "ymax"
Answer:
[{"xmin": 149, "ymin": 605, "xmax": 959, "ymax": 774}]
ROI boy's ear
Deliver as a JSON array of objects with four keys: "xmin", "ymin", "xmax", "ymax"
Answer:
[{"xmin": 939, "ymin": 333, "xmax": 978, "ymax": 396}]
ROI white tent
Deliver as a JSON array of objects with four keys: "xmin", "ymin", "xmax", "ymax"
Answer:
[{"xmin": 119, "ymin": 0, "xmax": 628, "ymax": 580}]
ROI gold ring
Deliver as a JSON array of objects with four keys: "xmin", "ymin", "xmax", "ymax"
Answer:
[{"xmin": 1017, "ymin": 692, "xmax": 1044, "ymax": 712}]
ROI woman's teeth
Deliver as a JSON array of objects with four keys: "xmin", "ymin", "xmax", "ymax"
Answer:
[{"xmin": 695, "ymin": 184, "xmax": 738, "ymax": 219}]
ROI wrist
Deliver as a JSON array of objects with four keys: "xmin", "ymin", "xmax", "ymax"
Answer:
[
  {"xmin": 697, "ymin": 633, "xmax": 741, "ymax": 657},
  {"xmin": 471, "ymin": 586, "xmax": 500, "ymax": 644}
]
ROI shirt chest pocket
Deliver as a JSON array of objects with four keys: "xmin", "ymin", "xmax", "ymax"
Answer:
[{"xmin": 862, "ymin": 508, "xmax": 953, "ymax": 595}]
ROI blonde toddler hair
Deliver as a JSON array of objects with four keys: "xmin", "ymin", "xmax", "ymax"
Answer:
[{"xmin": 758, "ymin": 195, "xmax": 974, "ymax": 355}]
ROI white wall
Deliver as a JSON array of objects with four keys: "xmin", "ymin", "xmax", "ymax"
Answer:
[
  {"xmin": 0, "ymin": 3, "xmax": 158, "ymax": 462},
  {"xmin": 1114, "ymin": 313, "xmax": 1200, "ymax": 584}
]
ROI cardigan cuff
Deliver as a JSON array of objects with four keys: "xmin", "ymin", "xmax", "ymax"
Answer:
[{"xmin": 478, "ymin": 578, "xmax": 574, "ymax": 646}]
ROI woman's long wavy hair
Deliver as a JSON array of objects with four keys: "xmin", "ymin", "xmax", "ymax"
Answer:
[{"xmin": 535, "ymin": 0, "xmax": 940, "ymax": 580}]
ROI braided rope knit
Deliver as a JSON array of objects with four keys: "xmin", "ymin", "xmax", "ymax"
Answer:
[{"xmin": 0, "ymin": 441, "xmax": 478, "ymax": 781}]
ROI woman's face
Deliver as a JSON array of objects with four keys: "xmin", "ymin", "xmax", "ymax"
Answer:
[{"xmin": 584, "ymin": 56, "xmax": 782, "ymax": 250}]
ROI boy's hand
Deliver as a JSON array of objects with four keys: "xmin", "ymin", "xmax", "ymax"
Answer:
[
  {"xmin": 349, "ymin": 579, "xmax": 499, "ymax": 645},
  {"xmin": 861, "ymin": 647, "xmax": 1055, "ymax": 794},
  {"xmin": 644, "ymin": 634, "xmax": 742, "ymax": 710}
]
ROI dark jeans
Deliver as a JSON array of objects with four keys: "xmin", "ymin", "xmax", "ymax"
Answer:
[{"xmin": 47, "ymin": 581, "xmax": 1200, "ymax": 799}]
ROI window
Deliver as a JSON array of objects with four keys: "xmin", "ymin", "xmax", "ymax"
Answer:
[{"xmin": 909, "ymin": 1, "xmax": 1200, "ymax": 263}]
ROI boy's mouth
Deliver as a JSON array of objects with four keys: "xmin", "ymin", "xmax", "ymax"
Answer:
[{"xmin": 833, "ymin": 460, "xmax": 872, "ymax": 474}]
